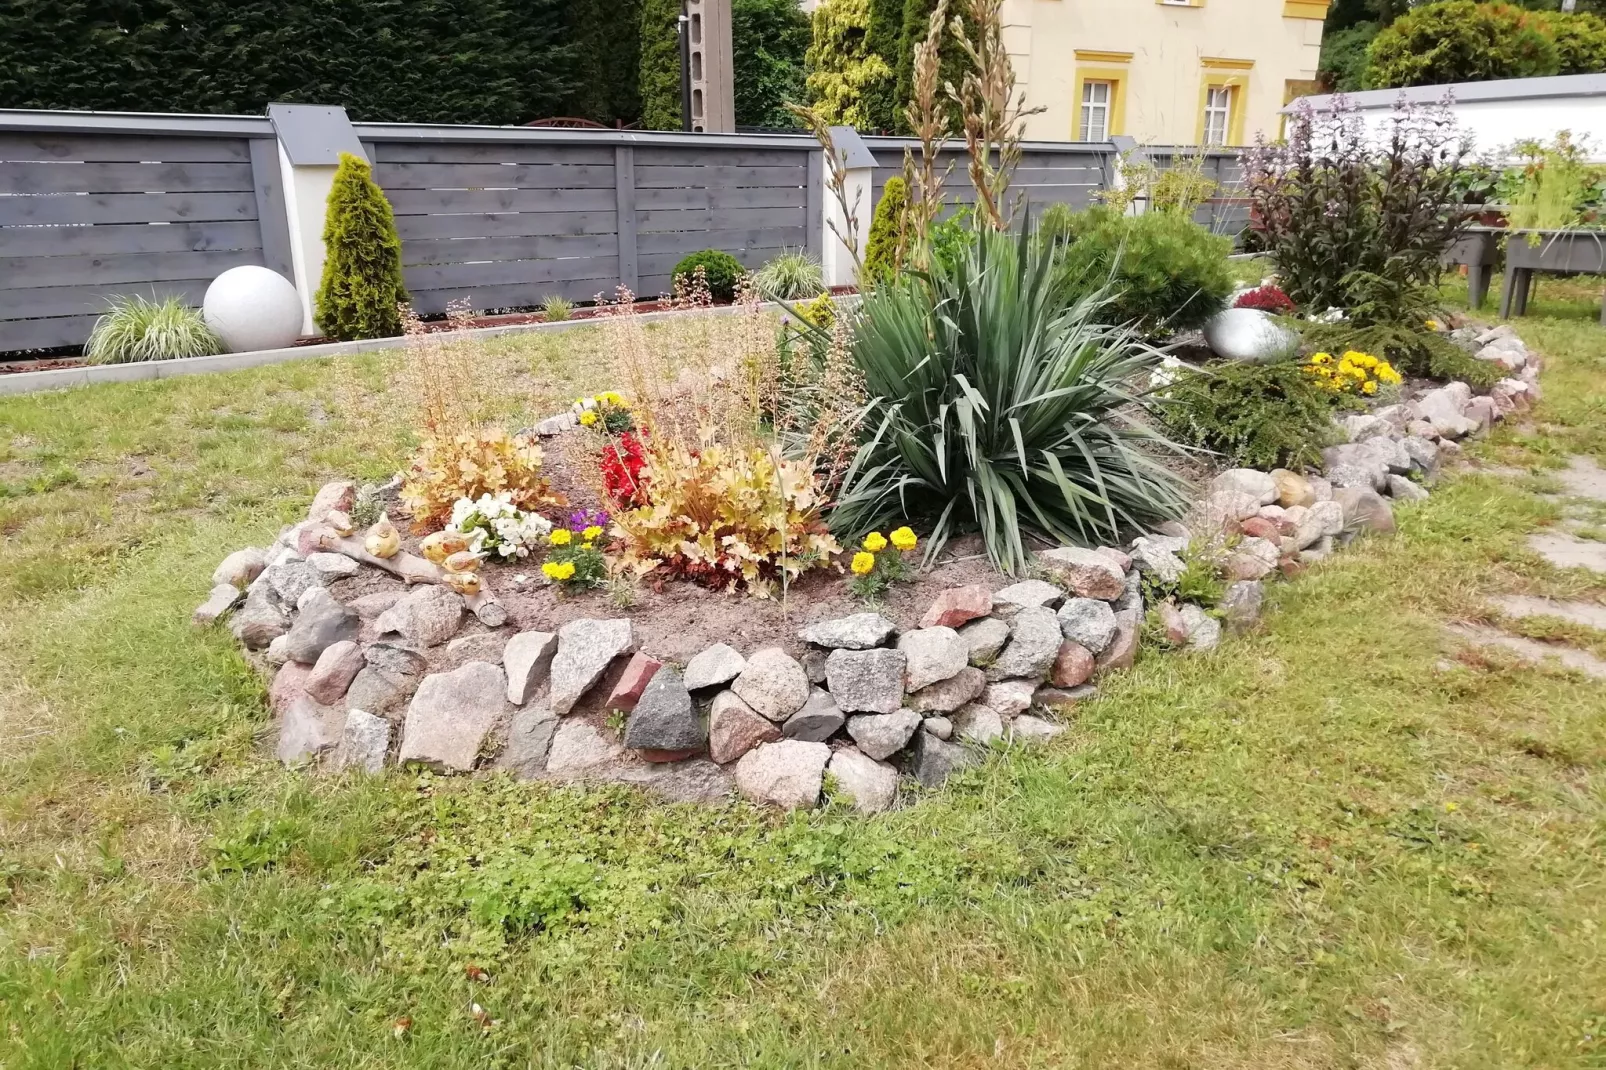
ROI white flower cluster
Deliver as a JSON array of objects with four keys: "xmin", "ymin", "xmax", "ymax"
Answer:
[
  {"xmin": 1147, "ymin": 354, "xmax": 1189, "ymax": 397},
  {"xmin": 447, "ymin": 493, "xmax": 552, "ymax": 559}
]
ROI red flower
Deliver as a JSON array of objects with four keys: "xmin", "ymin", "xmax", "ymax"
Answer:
[
  {"xmin": 1234, "ymin": 285, "xmax": 1296, "ymax": 315},
  {"xmin": 600, "ymin": 431, "xmax": 648, "ymax": 507}
]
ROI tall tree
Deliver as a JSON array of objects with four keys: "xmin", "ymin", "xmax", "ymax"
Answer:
[
  {"xmin": 733, "ymin": 0, "xmax": 811, "ymax": 129},
  {"xmin": 894, "ymin": 0, "xmax": 967, "ymax": 134},
  {"xmin": 639, "ymin": 0, "xmax": 684, "ymax": 129},
  {"xmin": 807, "ymin": 0, "xmax": 893, "ymax": 128},
  {"xmin": 862, "ymin": 0, "xmax": 906, "ymax": 132}
]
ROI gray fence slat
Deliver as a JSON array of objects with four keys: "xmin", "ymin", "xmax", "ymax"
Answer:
[
  {"xmin": 615, "ymin": 145, "xmax": 638, "ymax": 294},
  {"xmin": 639, "ymin": 248, "xmax": 786, "ymax": 275},
  {"xmin": 0, "ymin": 133, "xmax": 255, "ymax": 163},
  {"xmin": 632, "ymin": 163, "xmax": 808, "ymax": 189},
  {"xmin": 404, "ymin": 256, "xmax": 622, "ymax": 292},
  {"xmin": 0, "ymin": 219, "xmax": 264, "ymax": 258},
  {"xmin": 636, "ymin": 227, "xmax": 807, "ymax": 256},
  {"xmin": 0, "ymin": 313, "xmax": 102, "ymax": 351},
  {"xmin": 248, "ymin": 137, "xmax": 294, "ymax": 281},
  {"xmin": 0, "ymin": 278, "xmax": 213, "ymax": 319},
  {"xmin": 374, "ymin": 161, "xmax": 617, "ymax": 191},
  {"xmin": 401, "ymin": 232, "xmax": 623, "ymax": 266},
  {"xmin": 638, "ymin": 205, "xmax": 806, "ymax": 232},
  {"xmin": 634, "ymin": 186, "xmax": 808, "ymax": 211},
  {"xmin": 384, "ymin": 186, "xmax": 618, "ymax": 216},
  {"xmin": 1, "ymin": 160, "xmax": 257, "ymax": 195},
  {"xmin": 0, "ymin": 190, "xmax": 258, "ymax": 227},
  {"xmin": 370, "ymin": 141, "xmax": 618, "ymax": 167},
  {"xmin": 635, "ymin": 146, "xmax": 814, "ymax": 167},
  {"xmin": 392, "ymin": 209, "xmax": 618, "ymax": 241},
  {"xmin": 1, "ymin": 247, "xmax": 264, "ymax": 290}
]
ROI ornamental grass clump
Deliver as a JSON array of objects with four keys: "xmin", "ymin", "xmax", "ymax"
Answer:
[
  {"xmin": 836, "ymin": 225, "xmax": 1190, "ymax": 575},
  {"xmin": 752, "ymin": 249, "xmax": 826, "ymax": 300},
  {"xmin": 84, "ymin": 295, "xmax": 222, "ymax": 364}
]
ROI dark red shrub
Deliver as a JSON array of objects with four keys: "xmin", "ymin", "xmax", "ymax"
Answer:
[
  {"xmin": 1234, "ymin": 284, "xmax": 1296, "ymax": 315},
  {"xmin": 600, "ymin": 432, "xmax": 648, "ymax": 507}
]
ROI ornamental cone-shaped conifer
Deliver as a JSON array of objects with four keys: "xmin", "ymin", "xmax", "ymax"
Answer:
[{"xmin": 314, "ymin": 152, "xmax": 409, "ymax": 341}]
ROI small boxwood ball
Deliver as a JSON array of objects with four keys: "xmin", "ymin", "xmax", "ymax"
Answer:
[{"xmin": 203, "ymin": 266, "xmax": 303, "ymax": 353}]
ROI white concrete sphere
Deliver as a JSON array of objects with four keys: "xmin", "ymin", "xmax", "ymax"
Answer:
[
  {"xmin": 1202, "ymin": 308, "xmax": 1302, "ymax": 365},
  {"xmin": 203, "ymin": 266, "xmax": 303, "ymax": 354}
]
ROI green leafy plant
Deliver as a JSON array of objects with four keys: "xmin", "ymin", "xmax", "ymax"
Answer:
[
  {"xmin": 541, "ymin": 294, "xmax": 574, "ymax": 321},
  {"xmin": 83, "ymin": 294, "xmax": 222, "ymax": 364},
  {"xmin": 671, "ymin": 250, "xmax": 745, "ymax": 302},
  {"xmin": 1503, "ymin": 132, "xmax": 1606, "ymax": 233},
  {"xmin": 835, "ymin": 225, "xmax": 1190, "ymax": 574},
  {"xmin": 207, "ymin": 812, "xmax": 299, "ymax": 876},
  {"xmin": 733, "ymin": 0, "xmax": 812, "ymax": 129},
  {"xmin": 314, "ymin": 152, "xmax": 410, "ymax": 341},
  {"xmin": 1364, "ymin": 1, "xmax": 1558, "ymax": 89},
  {"xmin": 1048, "ymin": 206, "xmax": 1235, "ymax": 333},
  {"xmin": 752, "ymin": 249, "xmax": 826, "ymax": 300},
  {"xmin": 1141, "ymin": 542, "xmax": 1227, "ymax": 610},
  {"xmin": 864, "ymin": 177, "xmax": 910, "ymax": 282},
  {"xmin": 1160, "ymin": 359, "xmax": 1344, "ymax": 471},
  {"xmin": 350, "ymin": 483, "xmax": 384, "ymax": 529}
]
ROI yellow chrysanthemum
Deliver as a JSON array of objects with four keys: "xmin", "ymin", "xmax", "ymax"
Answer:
[
  {"xmin": 862, "ymin": 532, "xmax": 888, "ymax": 552},
  {"xmin": 1362, "ymin": 380, "xmax": 1378, "ymax": 395},
  {"xmin": 582, "ymin": 525, "xmax": 604, "ymax": 542},
  {"xmin": 579, "ymin": 410, "xmax": 599, "ymax": 427},
  {"xmin": 851, "ymin": 551, "xmax": 876, "ymax": 576},
  {"xmin": 542, "ymin": 560, "xmax": 576, "ymax": 581},
  {"xmin": 549, "ymin": 529, "xmax": 572, "ymax": 546},
  {"xmin": 890, "ymin": 526, "xmax": 918, "ymax": 552},
  {"xmin": 1377, "ymin": 363, "xmax": 1402, "ymax": 384}
]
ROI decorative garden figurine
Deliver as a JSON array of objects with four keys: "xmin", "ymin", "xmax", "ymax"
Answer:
[
  {"xmin": 443, "ymin": 569, "xmax": 482, "ymax": 596},
  {"xmin": 419, "ymin": 531, "xmax": 470, "ymax": 565},
  {"xmin": 442, "ymin": 550, "xmax": 482, "ymax": 575},
  {"xmin": 365, "ymin": 514, "xmax": 401, "ymax": 559}
]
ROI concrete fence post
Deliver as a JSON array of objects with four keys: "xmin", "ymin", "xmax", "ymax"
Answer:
[
  {"xmin": 266, "ymin": 104, "xmax": 368, "ymax": 336},
  {"xmin": 1108, "ymin": 135, "xmax": 1145, "ymax": 216},
  {"xmin": 821, "ymin": 125, "xmax": 878, "ymax": 288}
]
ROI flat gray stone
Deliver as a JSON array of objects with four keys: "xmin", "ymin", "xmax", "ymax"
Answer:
[
  {"xmin": 347, "ymin": 589, "xmax": 406, "ymax": 619},
  {"xmin": 896, "ymin": 627, "xmax": 969, "ymax": 691},
  {"xmin": 337, "ymin": 708, "xmax": 390, "ymax": 774},
  {"xmin": 623, "ymin": 667, "xmax": 703, "ymax": 752},
  {"xmin": 398, "ymin": 661, "xmax": 506, "ymax": 772},
  {"xmin": 1220, "ymin": 580, "xmax": 1264, "ymax": 634},
  {"xmin": 1491, "ymin": 593, "xmax": 1606, "ymax": 631},
  {"xmin": 230, "ymin": 584, "xmax": 289, "ymax": 650},
  {"xmin": 986, "ymin": 606, "xmax": 1062, "ymax": 682},
  {"xmin": 782, "ymin": 689, "xmax": 845, "ymax": 742},
  {"xmin": 979, "ymin": 678, "xmax": 1036, "ymax": 716},
  {"xmin": 905, "ymin": 665, "xmax": 986, "ymax": 713},
  {"xmin": 907, "ymin": 730, "xmax": 976, "ymax": 788},
  {"xmin": 282, "ymin": 591, "xmax": 358, "ymax": 664},
  {"xmin": 374, "ymin": 584, "xmax": 464, "ymax": 648},
  {"xmin": 1056, "ymin": 598, "xmax": 1117, "ymax": 655},
  {"xmin": 307, "ymin": 552, "xmax": 361, "ymax": 580},
  {"xmin": 444, "ymin": 632, "xmax": 505, "ymax": 667},
  {"xmin": 504, "ymin": 630, "xmax": 558, "ymax": 705},
  {"xmin": 799, "ymin": 613, "xmax": 897, "ymax": 650},
  {"xmin": 1011, "ymin": 715, "xmax": 1065, "ymax": 744},
  {"xmin": 1387, "ymin": 474, "xmax": 1430, "ymax": 502},
  {"xmin": 825, "ymin": 647, "xmax": 907, "ymax": 714},
  {"xmin": 304, "ymin": 639, "xmax": 365, "ymax": 704},
  {"xmin": 845, "ymin": 708, "xmax": 921, "ymax": 760},
  {"xmin": 991, "ymin": 579, "xmax": 1064, "ymax": 617},
  {"xmin": 496, "ymin": 705, "xmax": 558, "ymax": 779},
  {"xmin": 708, "ymin": 690, "xmax": 781, "ymax": 764},
  {"xmin": 1035, "ymin": 547, "xmax": 1126, "ymax": 599},
  {"xmin": 951, "ymin": 703, "xmax": 1004, "ymax": 744},
  {"xmin": 265, "ymin": 558, "xmax": 323, "ymax": 605},
  {"xmin": 277, "ymin": 697, "xmax": 336, "ymax": 765},
  {"xmin": 549, "ymin": 618, "xmax": 635, "ymax": 715},
  {"xmin": 213, "ymin": 547, "xmax": 268, "ymax": 589},
  {"xmin": 826, "ymin": 748, "xmax": 899, "ymax": 814},
  {"xmin": 1529, "ymin": 532, "xmax": 1606, "ymax": 574},
  {"xmin": 683, "ymin": 642, "xmax": 746, "ymax": 690},
  {"xmin": 1447, "ymin": 623, "xmax": 1606, "ymax": 680},
  {"xmin": 193, "ymin": 584, "xmax": 242, "ymax": 626},
  {"xmin": 1556, "ymin": 455, "xmax": 1606, "ymax": 501},
  {"xmin": 958, "ymin": 617, "xmax": 1011, "ymax": 666},
  {"xmin": 923, "ymin": 715, "xmax": 954, "ymax": 740},
  {"xmin": 345, "ymin": 642, "xmax": 428, "ymax": 713},
  {"xmin": 732, "ymin": 647, "xmax": 811, "ymax": 721},
  {"xmin": 544, "ymin": 720, "xmax": 623, "ymax": 776},
  {"xmin": 734, "ymin": 739, "xmax": 830, "ymax": 809}
]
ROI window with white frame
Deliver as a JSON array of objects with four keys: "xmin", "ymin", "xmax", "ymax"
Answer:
[
  {"xmin": 1080, "ymin": 80, "xmax": 1112, "ymax": 142},
  {"xmin": 1203, "ymin": 84, "xmax": 1233, "ymax": 145}
]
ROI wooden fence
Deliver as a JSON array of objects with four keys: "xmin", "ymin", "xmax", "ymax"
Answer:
[
  {"xmin": 0, "ymin": 108, "xmax": 1245, "ymax": 354},
  {"xmin": 0, "ymin": 112, "xmax": 291, "ymax": 352}
]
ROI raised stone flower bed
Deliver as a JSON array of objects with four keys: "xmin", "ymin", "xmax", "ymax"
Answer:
[{"xmin": 196, "ymin": 320, "xmax": 1540, "ymax": 812}]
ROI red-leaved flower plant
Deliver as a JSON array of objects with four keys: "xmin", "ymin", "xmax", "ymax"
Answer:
[
  {"xmin": 1234, "ymin": 284, "xmax": 1296, "ymax": 315},
  {"xmin": 600, "ymin": 431, "xmax": 648, "ymax": 507}
]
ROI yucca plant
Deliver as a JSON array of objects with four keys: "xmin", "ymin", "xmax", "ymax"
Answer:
[
  {"xmin": 84, "ymin": 294, "xmax": 223, "ymax": 364},
  {"xmin": 832, "ymin": 225, "xmax": 1190, "ymax": 574},
  {"xmin": 751, "ymin": 249, "xmax": 825, "ymax": 300},
  {"xmin": 541, "ymin": 294, "xmax": 574, "ymax": 321}
]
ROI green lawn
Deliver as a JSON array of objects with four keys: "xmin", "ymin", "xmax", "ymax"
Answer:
[{"xmin": 1, "ymin": 287, "xmax": 1604, "ymax": 1068}]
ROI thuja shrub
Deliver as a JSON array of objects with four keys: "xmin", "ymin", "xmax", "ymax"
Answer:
[
  {"xmin": 315, "ymin": 153, "xmax": 410, "ymax": 341},
  {"xmin": 1244, "ymin": 97, "xmax": 1473, "ymax": 317},
  {"xmin": 1050, "ymin": 206, "xmax": 1235, "ymax": 333},
  {"xmin": 671, "ymin": 250, "xmax": 744, "ymax": 301},
  {"xmin": 863, "ymin": 176, "xmax": 908, "ymax": 282}
]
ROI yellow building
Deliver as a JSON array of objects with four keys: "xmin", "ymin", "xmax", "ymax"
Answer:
[{"xmin": 1001, "ymin": 0, "xmax": 1327, "ymax": 146}]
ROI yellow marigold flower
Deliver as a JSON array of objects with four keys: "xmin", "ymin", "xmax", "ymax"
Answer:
[
  {"xmin": 1425, "ymin": 318, "xmax": 1440, "ymax": 330},
  {"xmin": 579, "ymin": 410, "xmax": 599, "ymax": 427},
  {"xmin": 1377, "ymin": 363, "xmax": 1402, "ymax": 384},
  {"xmin": 582, "ymin": 525, "xmax": 604, "ymax": 541},
  {"xmin": 549, "ymin": 529, "xmax": 572, "ymax": 546},
  {"xmin": 542, "ymin": 560, "xmax": 576, "ymax": 581},
  {"xmin": 862, "ymin": 532, "xmax": 888, "ymax": 552},
  {"xmin": 851, "ymin": 551, "xmax": 876, "ymax": 576},
  {"xmin": 1362, "ymin": 380, "xmax": 1378, "ymax": 395},
  {"xmin": 1309, "ymin": 352, "xmax": 1330, "ymax": 365},
  {"xmin": 890, "ymin": 526, "xmax": 918, "ymax": 551}
]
